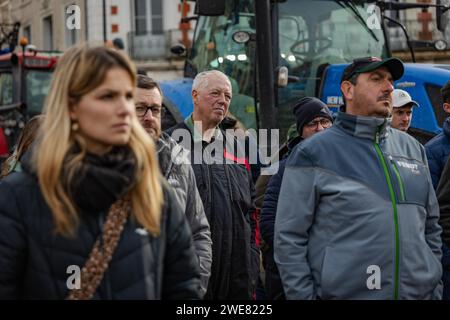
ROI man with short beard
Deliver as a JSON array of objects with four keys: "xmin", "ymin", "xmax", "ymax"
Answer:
[
  {"xmin": 135, "ymin": 75, "xmax": 212, "ymax": 298},
  {"xmin": 275, "ymin": 57, "xmax": 442, "ymax": 299}
]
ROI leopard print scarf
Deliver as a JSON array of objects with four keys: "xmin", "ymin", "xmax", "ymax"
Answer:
[{"xmin": 66, "ymin": 196, "xmax": 131, "ymax": 300}]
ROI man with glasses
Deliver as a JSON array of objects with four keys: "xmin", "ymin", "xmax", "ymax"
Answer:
[
  {"xmin": 260, "ymin": 97, "xmax": 333, "ymax": 300},
  {"xmin": 135, "ymin": 74, "xmax": 212, "ymax": 298},
  {"xmin": 275, "ymin": 57, "xmax": 442, "ymax": 299}
]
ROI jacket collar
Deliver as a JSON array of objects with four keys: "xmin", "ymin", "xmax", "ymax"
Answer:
[
  {"xmin": 443, "ymin": 117, "xmax": 450, "ymax": 139},
  {"xmin": 184, "ymin": 114, "xmax": 221, "ymax": 143},
  {"xmin": 334, "ymin": 112, "xmax": 390, "ymax": 142}
]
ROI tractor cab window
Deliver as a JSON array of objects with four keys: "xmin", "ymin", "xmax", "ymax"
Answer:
[
  {"xmin": 276, "ymin": 0, "xmax": 388, "ymax": 140},
  {"xmin": 0, "ymin": 73, "xmax": 13, "ymax": 106},
  {"xmin": 26, "ymin": 70, "xmax": 53, "ymax": 115},
  {"xmin": 278, "ymin": 0, "xmax": 387, "ymax": 99},
  {"xmin": 190, "ymin": 0, "xmax": 389, "ymax": 139}
]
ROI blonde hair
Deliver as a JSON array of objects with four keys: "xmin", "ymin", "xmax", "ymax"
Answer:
[
  {"xmin": 35, "ymin": 44, "xmax": 163, "ymax": 236},
  {"xmin": 1, "ymin": 115, "xmax": 44, "ymax": 178}
]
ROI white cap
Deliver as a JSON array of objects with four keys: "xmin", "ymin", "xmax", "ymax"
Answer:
[{"xmin": 392, "ymin": 89, "xmax": 419, "ymax": 108}]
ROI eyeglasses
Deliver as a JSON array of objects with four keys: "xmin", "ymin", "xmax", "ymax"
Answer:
[
  {"xmin": 135, "ymin": 105, "xmax": 165, "ymax": 118},
  {"xmin": 304, "ymin": 118, "xmax": 332, "ymax": 129}
]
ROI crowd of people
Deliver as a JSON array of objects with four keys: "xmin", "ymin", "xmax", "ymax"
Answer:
[{"xmin": 0, "ymin": 44, "xmax": 449, "ymax": 300}]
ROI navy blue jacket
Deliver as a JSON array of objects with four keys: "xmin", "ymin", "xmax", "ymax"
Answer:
[
  {"xmin": 260, "ymin": 136, "xmax": 302, "ymax": 300},
  {"xmin": 166, "ymin": 122, "xmax": 260, "ymax": 300},
  {"xmin": 0, "ymin": 163, "xmax": 201, "ymax": 299},
  {"xmin": 425, "ymin": 118, "xmax": 450, "ymax": 189}
]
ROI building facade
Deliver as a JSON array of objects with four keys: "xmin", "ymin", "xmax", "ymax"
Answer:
[
  {"xmin": 386, "ymin": 0, "xmax": 447, "ymax": 51},
  {"xmin": 0, "ymin": 0, "xmax": 12, "ymax": 24},
  {"xmin": 10, "ymin": 0, "xmax": 87, "ymax": 51},
  {"xmin": 128, "ymin": 0, "xmax": 195, "ymax": 59},
  {"xmin": 7, "ymin": 0, "xmax": 194, "ymax": 59}
]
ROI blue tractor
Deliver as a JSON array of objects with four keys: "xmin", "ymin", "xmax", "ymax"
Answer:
[{"xmin": 160, "ymin": 0, "xmax": 450, "ymax": 144}]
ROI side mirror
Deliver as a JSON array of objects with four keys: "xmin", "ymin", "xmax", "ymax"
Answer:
[
  {"xmin": 276, "ymin": 66, "xmax": 289, "ymax": 87},
  {"xmin": 195, "ymin": 0, "xmax": 225, "ymax": 16},
  {"xmin": 170, "ymin": 44, "xmax": 187, "ymax": 56},
  {"xmin": 275, "ymin": 66, "xmax": 300, "ymax": 88}
]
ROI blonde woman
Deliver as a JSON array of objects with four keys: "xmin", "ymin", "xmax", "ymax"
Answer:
[{"xmin": 0, "ymin": 45, "xmax": 201, "ymax": 299}]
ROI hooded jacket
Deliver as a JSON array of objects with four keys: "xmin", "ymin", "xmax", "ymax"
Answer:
[
  {"xmin": 275, "ymin": 112, "xmax": 443, "ymax": 300},
  {"xmin": 157, "ymin": 132, "xmax": 212, "ymax": 297}
]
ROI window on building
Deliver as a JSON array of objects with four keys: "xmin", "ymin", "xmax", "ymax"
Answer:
[
  {"xmin": 65, "ymin": 4, "xmax": 77, "ymax": 48},
  {"xmin": 135, "ymin": 0, "xmax": 147, "ymax": 35},
  {"xmin": 111, "ymin": 5, "xmax": 118, "ymax": 15},
  {"xmin": 151, "ymin": 0, "xmax": 163, "ymax": 35},
  {"xmin": 23, "ymin": 26, "xmax": 31, "ymax": 44},
  {"xmin": 111, "ymin": 24, "xmax": 119, "ymax": 33},
  {"xmin": 43, "ymin": 15, "xmax": 53, "ymax": 50}
]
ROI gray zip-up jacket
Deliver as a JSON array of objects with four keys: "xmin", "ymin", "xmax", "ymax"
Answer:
[
  {"xmin": 157, "ymin": 132, "xmax": 212, "ymax": 298},
  {"xmin": 274, "ymin": 112, "xmax": 443, "ymax": 300}
]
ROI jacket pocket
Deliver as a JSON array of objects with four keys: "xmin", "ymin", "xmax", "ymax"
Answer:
[
  {"xmin": 228, "ymin": 164, "xmax": 252, "ymax": 208},
  {"xmin": 319, "ymin": 246, "xmax": 390, "ymax": 299},
  {"xmin": 399, "ymin": 236, "xmax": 442, "ymax": 299},
  {"xmin": 389, "ymin": 156, "xmax": 429, "ymax": 207},
  {"xmin": 192, "ymin": 164, "xmax": 209, "ymax": 205}
]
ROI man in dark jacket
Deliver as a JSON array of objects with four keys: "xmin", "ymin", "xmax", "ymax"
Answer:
[
  {"xmin": 260, "ymin": 97, "xmax": 333, "ymax": 300},
  {"xmin": 425, "ymin": 80, "xmax": 450, "ymax": 299},
  {"xmin": 436, "ymin": 158, "xmax": 450, "ymax": 300},
  {"xmin": 166, "ymin": 70, "xmax": 260, "ymax": 300},
  {"xmin": 426, "ymin": 81, "xmax": 450, "ymax": 189},
  {"xmin": 135, "ymin": 75, "xmax": 212, "ymax": 297}
]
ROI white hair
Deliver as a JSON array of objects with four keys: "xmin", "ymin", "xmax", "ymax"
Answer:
[{"xmin": 192, "ymin": 70, "xmax": 231, "ymax": 93}]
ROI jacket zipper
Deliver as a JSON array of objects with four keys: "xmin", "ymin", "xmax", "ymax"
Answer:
[
  {"xmin": 389, "ymin": 156, "xmax": 406, "ymax": 202},
  {"xmin": 374, "ymin": 129, "xmax": 400, "ymax": 300},
  {"xmin": 201, "ymin": 141, "xmax": 213, "ymax": 204}
]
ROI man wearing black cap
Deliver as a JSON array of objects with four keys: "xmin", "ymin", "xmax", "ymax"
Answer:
[
  {"xmin": 260, "ymin": 97, "xmax": 332, "ymax": 300},
  {"xmin": 275, "ymin": 57, "xmax": 443, "ymax": 299}
]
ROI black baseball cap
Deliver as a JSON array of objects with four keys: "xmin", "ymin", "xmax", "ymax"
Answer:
[{"xmin": 341, "ymin": 57, "xmax": 404, "ymax": 83}]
